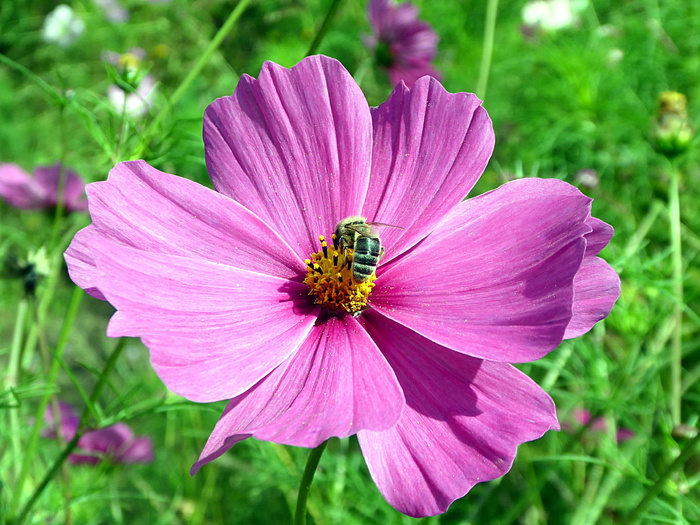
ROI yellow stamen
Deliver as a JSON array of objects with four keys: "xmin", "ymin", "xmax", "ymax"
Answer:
[{"xmin": 303, "ymin": 235, "xmax": 376, "ymax": 314}]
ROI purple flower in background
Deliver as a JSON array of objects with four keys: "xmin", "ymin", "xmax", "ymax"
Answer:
[
  {"xmin": 42, "ymin": 401, "xmax": 154, "ymax": 464},
  {"xmin": 64, "ymin": 55, "xmax": 619, "ymax": 516},
  {"xmin": 0, "ymin": 163, "xmax": 87, "ymax": 212},
  {"xmin": 366, "ymin": 0, "xmax": 440, "ymax": 87},
  {"xmin": 566, "ymin": 408, "xmax": 635, "ymax": 444},
  {"xmin": 93, "ymin": 0, "xmax": 129, "ymax": 24}
]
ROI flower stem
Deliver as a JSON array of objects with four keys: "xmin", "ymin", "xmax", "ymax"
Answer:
[
  {"xmin": 476, "ymin": 0, "xmax": 499, "ymax": 100},
  {"xmin": 6, "ymin": 298, "xmax": 28, "ymax": 479},
  {"xmin": 668, "ymin": 165, "xmax": 683, "ymax": 426},
  {"xmin": 306, "ymin": 0, "xmax": 344, "ymax": 56},
  {"xmin": 10, "ymin": 286, "xmax": 83, "ymax": 519},
  {"xmin": 14, "ymin": 335, "xmax": 125, "ymax": 525},
  {"xmin": 12, "ymin": 287, "xmax": 83, "ymax": 510},
  {"xmin": 293, "ymin": 441, "xmax": 328, "ymax": 525},
  {"xmin": 626, "ymin": 427, "xmax": 700, "ymax": 523},
  {"xmin": 48, "ymin": 109, "xmax": 68, "ymax": 251},
  {"xmin": 131, "ymin": 0, "xmax": 251, "ymax": 159}
]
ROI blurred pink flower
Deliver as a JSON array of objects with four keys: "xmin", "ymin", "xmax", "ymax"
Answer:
[
  {"xmin": 566, "ymin": 408, "xmax": 635, "ymax": 443},
  {"xmin": 0, "ymin": 163, "xmax": 87, "ymax": 212},
  {"xmin": 65, "ymin": 55, "xmax": 619, "ymax": 517},
  {"xmin": 93, "ymin": 0, "xmax": 129, "ymax": 23},
  {"xmin": 42, "ymin": 401, "xmax": 154, "ymax": 464},
  {"xmin": 366, "ymin": 0, "xmax": 441, "ymax": 87}
]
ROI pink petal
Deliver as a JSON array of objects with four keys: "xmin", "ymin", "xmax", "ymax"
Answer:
[
  {"xmin": 617, "ymin": 428, "xmax": 635, "ymax": 443},
  {"xmin": 64, "ymin": 227, "xmax": 106, "ymax": 300},
  {"xmin": 116, "ymin": 436, "xmax": 154, "ymax": 463},
  {"xmin": 564, "ymin": 256, "xmax": 620, "ymax": 339},
  {"xmin": 358, "ymin": 312, "xmax": 558, "ymax": 517},
  {"xmin": 42, "ymin": 401, "xmax": 80, "ymax": 440},
  {"xmin": 363, "ymin": 77, "xmax": 493, "ymax": 259},
  {"xmin": 64, "ymin": 160, "xmax": 306, "ymax": 302},
  {"xmin": 85, "ymin": 160, "xmax": 303, "ymax": 278},
  {"xmin": 33, "ymin": 163, "xmax": 88, "ymax": 211},
  {"xmin": 78, "ymin": 422, "xmax": 133, "ymax": 454},
  {"xmin": 191, "ymin": 315, "xmax": 404, "ymax": 474},
  {"xmin": 90, "ymin": 239, "xmax": 318, "ymax": 402},
  {"xmin": 584, "ymin": 216, "xmax": 613, "ymax": 256},
  {"xmin": 0, "ymin": 163, "xmax": 45, "ymax": 209},
  {"xmin": 371, "ymin": 178, "xmax": 592, "ymax": 363},
  {"xmin": 203, "ymin": 56, "xmax": 372, "ymax": 260},
  {"xmin": 68, "ymin": 453, "xmax": 101, "ymax": 465}
]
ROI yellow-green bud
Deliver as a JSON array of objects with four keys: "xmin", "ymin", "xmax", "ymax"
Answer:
[{"xmin": 651, "ymin": 91, "xmax": 693, "ymax": 157}]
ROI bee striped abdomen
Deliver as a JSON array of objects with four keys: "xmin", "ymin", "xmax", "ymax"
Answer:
[{"xmin": 351, "ymin": 235, "xmax": 382, "ymax": 282}]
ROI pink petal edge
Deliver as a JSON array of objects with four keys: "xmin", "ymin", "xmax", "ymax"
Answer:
[
  {"xmin": 363, "ymin": 76, "xmax": 494, "ymax": 260},
  {"xmin": 371, "ymin": 178, "xmax": 592, "ymax": 363},
  {"xmin": 90, "ymin": 239, "xmax": 318, "ymax": 402},
  {"xmin": 203, "ymin": 55, "xmax": 373, "ymax": 260},
  {"xmin": 358, "ymin": 311, "xmax": 558, "ymax": 517},
  {"xmin": 191, "ymin": 315, "xmax": 404, "ymax": 474}
]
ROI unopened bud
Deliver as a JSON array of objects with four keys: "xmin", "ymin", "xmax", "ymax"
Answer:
[
  {"xmin": 651, "ymin": 91, "xmax": 693, "ymax": 157},
  {"xmin": 672, "ymin": 423, "xmax": 698, "ymax": 440}
]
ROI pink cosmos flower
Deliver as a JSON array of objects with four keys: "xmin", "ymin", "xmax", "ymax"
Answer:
[
  {"xmin": 366, "ymin": 0, "xmax": 441, "ymax": 87},
  {"xmin": 64, "ymin": 55, "xmax": 619, "ymax": 517},
  {"xmin": 0, "ymin": 163, "xmax": 87, "ymax": 212},
  {"xmin": 42, "ymin": 401, "xmax": 154, "ymax": 465}
]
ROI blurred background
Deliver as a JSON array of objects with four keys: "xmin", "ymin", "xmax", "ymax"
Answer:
[{"xmin": 1, "ymin": 0, "xmax": 698, "ymax": 523}]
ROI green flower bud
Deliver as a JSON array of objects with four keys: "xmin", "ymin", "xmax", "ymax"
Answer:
[{"xmin": 651, "ymin": 91, "xmax": 693, "ymax": 157}]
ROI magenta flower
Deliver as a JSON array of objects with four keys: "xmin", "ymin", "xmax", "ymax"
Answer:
[
  {"xmin": 64, "ymin": 55, "xmax": 619, "ymax": 516},
  {"xmin": 366, "ymin": 0, "xmax": 441, "ymax": 87},
  {"xmin": 42, "ymin": 401, "xmax": 154, "ymax": 464},
  {"xmin": 0, "ymin": 163, "xmax": 87, "ymax": 212},
  {"xmin": 566, "ymin": 408, "xmax": 635, "ymax": 444}
]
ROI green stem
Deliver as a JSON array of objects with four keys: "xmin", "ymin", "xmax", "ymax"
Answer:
[
  {"xmin": 627, "ymin": 427, "xmax": 700, "ymax": 523},
  {"xmin": 14, "ymin": 335, "xmax": 125, "ymax": 525},
  {"xmin": 48, "ymin": 109, "xmax": 68, "ymax": 251},
  {"xmin": 6, "ymin": 299, "xmax": 28, "ymax": 479},
  {"xmin": 306, "ymin": 0, "xmax": 344, "ymax": 57},
  {"xmin": 668, "ymin": 166, "xmax": 683, "ymax": 426},
  {"xmin": 131, "ymin": 0, "xmax": 252, "ymax": 159},
  {"xmin": 10, "ymin": 286, "xmax": 83, "ymax": 518},
  {"xmin": 476, "ymin": 0, "xmax": 499, "ymax": 100},
  {"xmin": 293, "ymin": 441, "xmax": 328, "ymax": 525}
]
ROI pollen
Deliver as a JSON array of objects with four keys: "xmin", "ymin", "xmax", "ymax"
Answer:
[{"xmin": 303, "ymin": 234, "xmax": 377, "ymax": 314}]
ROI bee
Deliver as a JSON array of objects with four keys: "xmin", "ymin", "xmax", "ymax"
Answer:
[{"xmin": 334, "ymin": 217, "xmax": 386, "ymax": 283}]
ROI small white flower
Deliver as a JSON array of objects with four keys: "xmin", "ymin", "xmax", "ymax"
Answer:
[
  {"xmin": 42, "ymin": 5, "xmax": 86, "ymax": 47},
  {"xmin": 522, "ymin": 0, "xmax": 588, "ymax": 32},
  {"xmin": 607, "ymin": 48, "xmax": 624, "ymax": 67},
  {"xmin": 108, "ymin": 75, "xmax": 158, "ymax": 118}
]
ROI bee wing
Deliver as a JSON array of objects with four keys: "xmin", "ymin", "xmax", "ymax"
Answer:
[{"xmin": 367, "ymin": 221, "xmax": 404, "ymax": 230}]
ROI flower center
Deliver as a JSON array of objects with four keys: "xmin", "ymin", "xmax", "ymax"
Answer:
[
  {"xmin": 375, "ymin": 41, "xmax": 395, "ymax": 68},
  {"xmin": 303, "ymin": 234, "xmax": 377, "ymax": 314}
]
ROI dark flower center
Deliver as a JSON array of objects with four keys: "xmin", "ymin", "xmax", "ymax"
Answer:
[{"xmin": 375, "ymin": 41, "xmax": 395, "ymax": 68}]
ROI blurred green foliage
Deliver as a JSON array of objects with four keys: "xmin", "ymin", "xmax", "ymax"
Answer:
[{"xmin": 1, "ymin": 0, "xmax": 699, "ymax": 523}]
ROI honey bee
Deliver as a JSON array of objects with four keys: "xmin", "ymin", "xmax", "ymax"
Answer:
[{"xmin": 334, "ymin": 217, "xmax": 386, "ymax": 283}]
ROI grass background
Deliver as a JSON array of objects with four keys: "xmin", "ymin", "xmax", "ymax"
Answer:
[{"xmin": 1, "ymin": 0, "xmax": 699, "ymax": 523}]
